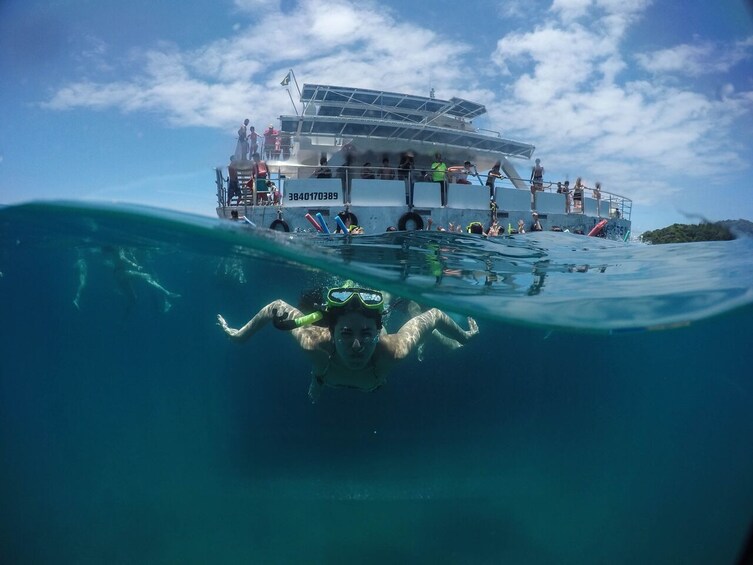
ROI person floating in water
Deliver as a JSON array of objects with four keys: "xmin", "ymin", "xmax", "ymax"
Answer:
[
  {"xmin": 216, "ymin": 281, "xmax": 479, "ymax": 402},
  {"xmin": 73, "ymin": 246, "xmax": 180, "ymax": 312}
]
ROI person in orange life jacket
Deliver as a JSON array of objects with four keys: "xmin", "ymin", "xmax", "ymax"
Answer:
[
  {"xmin": 251, "ymin": 152, "xmax": 268, "ymax": 180},
  {"xmin": 263, "ymin": 125, "xmax": 277, "ymax": 160},
  {"xmin": 244, "ymin": 152, "xmax": 270, "ymax": 202}
]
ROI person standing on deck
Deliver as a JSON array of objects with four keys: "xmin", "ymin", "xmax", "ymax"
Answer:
[
  {"xmin": 573, "ymin": 177, "xmax": 584, "ymax": 211},
  {"xmin": 248, "ymin": 126, "xmax": 258, "ymax": 158},
  {"xmin": 247, "ymin": 152, "xmax": 269, "ymax": 203},
  {"xmin": 379, "ymin": 156, "xmax": 396, "ymax": 180},
  {"xmin": 235, "ymin": 119, "xmax": 249, "ymax": 161},
  {"xmin": 263, "ymin": 124, "xmax": 276, "ymax": 160},
  {"xmin": 227, "ymin": 155, "xmax": 241, "ymax": 205},
  {"xmin": 530, "ymin": 158, "xmax": 544, "ymax": 190},
  {"xmin": 593, "ymin": 182, "xmax": 602, "ymax": 216},
  {"xmin": 486, "ymin": 161, "xmax": 503, "ymax": 200},
  {"xmin": 530, "ymin": 158, "xmax": 544, "ymax": 207},
  {"xmin": 431, "ymin": 153, "xmax": 448, "ymax": 205},
  {"xmin": 313, "ymin": 156, "xmax": 332, "ymax": 178}
]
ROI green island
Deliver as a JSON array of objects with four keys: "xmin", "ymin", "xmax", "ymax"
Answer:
[{"xmin": 640, "ymin": 219, "xmax": 753, "ymax": 244}]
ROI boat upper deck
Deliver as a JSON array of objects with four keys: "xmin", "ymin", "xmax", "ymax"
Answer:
[{"xmin": 280, "ymin": 84, "xmax": 535, "ymax": 160}]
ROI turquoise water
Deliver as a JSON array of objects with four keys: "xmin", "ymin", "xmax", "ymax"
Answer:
[{"xmin": 1, "ymin": 202, "xmax": 752, "ymax": 564}]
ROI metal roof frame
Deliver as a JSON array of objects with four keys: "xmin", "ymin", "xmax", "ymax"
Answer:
[{"xmin": 300, "ymin": 84, "xmax": 487, "ymax": 122}]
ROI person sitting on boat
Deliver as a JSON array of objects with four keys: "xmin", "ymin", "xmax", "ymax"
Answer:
[
  {"xmin": 216, "ymin": 281, "xmax": 479, "ymax": 403},
  {"xmin": 448, "ymin": 161, "xmax": 474, "ymax": 185}
]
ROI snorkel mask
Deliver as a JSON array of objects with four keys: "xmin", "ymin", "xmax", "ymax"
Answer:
[
  {"xmin": 272, "ymin": 281, "xmax": 384, "ymax": 331},
  {"xmin": 325, "ymin": 287, "xmax": 384, "ymax": 312},
  {"xmin": 466, "ymin": 221, "xmax": 483, "ymax": 234}
]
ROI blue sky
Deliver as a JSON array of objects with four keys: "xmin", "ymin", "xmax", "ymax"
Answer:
[{"xmin": 1, "ymin": 0, "xmax": 752, "ymax": 233}]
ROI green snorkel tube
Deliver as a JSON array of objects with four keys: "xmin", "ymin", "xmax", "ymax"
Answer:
[{"xmin": 273, "ymin": 309, "xmax": 323, "ymax": 331}]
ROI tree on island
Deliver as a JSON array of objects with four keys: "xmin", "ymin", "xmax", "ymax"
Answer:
[{"xmin": 640, "ymin": 220, "xmax": 753, "ymax": 244}]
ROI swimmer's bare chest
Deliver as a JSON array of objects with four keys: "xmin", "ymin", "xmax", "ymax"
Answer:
[{"xmin": 308, "ymin": 351, "xmax": 386, "ymax": 391}]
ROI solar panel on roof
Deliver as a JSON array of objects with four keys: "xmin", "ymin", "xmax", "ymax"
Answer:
[{"xmin": 300, "ymin": 84, "xmax": 486, "ymax": 120}]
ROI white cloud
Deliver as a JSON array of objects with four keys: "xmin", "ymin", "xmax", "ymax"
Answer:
[
  {"xmin": 234, "ymin": 0, "xmax": 280, "ymax": 11},
  {"xmin": 636, "ymin": 35, "xmax": 753, "ymax": 76},
  {"xmin": 43, "ymin": 0, "xmax": 469, "ymax": 131},
  {"xmin": 486, "ymin": 1, "xmax": 752, "ymax": 206},
  {"xmin": 550, "ymin": 0, "xmax": 594, "ymax": 22}
]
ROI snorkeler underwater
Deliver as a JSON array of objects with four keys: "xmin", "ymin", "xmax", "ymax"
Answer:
[{"xmin": 217, "ymin": 281, "xmax": 479, "ymax": 402}]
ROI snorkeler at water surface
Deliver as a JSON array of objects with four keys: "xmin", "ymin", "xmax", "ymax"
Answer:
[{"xmin": 217, "ymin": 282, "xmax": 479, "ymax": 402}]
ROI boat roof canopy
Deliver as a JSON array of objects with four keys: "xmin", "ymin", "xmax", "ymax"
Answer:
[
  {"xmin": 300, "ymin": 83, "xmax": 487, "ymax": 121},
  {"xmin": 283, "ymin": 83, "xmax": 535, "ymax": 159},
  {"xmin": 280, "ymin": 115, "xmax": 535, "ymax": 158}
]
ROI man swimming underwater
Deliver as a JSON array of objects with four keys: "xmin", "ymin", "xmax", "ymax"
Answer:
[{"xmin": 217, "ymin": 282, "xmax": 479, "ymax": 402}]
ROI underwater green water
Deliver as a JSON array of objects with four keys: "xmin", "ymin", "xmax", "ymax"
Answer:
[{"xmin": 1, "ymin": 202, "xmax": 752, "ymax": 564}]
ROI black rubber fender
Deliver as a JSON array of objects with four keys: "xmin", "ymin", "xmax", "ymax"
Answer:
[
  {"xmin": 269, "ymin": 219, "xmax": 290, "ymax": 232},
  {"xmin": 397, "ymin": 211, "xmax": 424, "ymax": 231}
]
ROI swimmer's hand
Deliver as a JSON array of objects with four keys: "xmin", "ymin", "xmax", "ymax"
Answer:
[
  {"xmin": 272, "ymin": 308, "xmax": 297, "ymax": 331},
  {"xmin": 465, "ymin": 317, "xmax": 479, "ymax": 340},
  {"xmin": 216, "ymin": 314, "xmax": 240, "ymax": 338}
]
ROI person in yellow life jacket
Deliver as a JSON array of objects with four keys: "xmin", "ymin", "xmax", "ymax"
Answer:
[
  {"xmin": 431, "ymin": 153, "xmax": 447, "ymax": 183},
  {"xmin": 431, "ymin": 152, "xmax": 448, "ymax": 205}
]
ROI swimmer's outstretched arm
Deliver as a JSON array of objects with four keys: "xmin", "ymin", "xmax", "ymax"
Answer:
[
  {"xmin": 381, "ymin": 308, "xmax": 478, "ymax": 360},
  {"xmin": 217, "ymin": 300, "xmax": 301, "ymax": 342},
  {"xmin": 217, "ymin": 299, "xmax": 328, "ymax": 349}
]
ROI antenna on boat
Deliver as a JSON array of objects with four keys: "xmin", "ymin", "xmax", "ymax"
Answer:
[{"xmin": 281, "ymin": 69, "xmax": 302, "ymax": 116}]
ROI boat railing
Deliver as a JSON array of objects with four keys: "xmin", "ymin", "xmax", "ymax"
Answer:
[{"xmin": 215, "ymin": 163, "xmax": 632, "ymax": 220}]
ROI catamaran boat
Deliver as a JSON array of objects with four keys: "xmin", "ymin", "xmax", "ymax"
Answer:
[{"xmin": 214, "ymin": 83, "xmax": 632, "ymax": 239}]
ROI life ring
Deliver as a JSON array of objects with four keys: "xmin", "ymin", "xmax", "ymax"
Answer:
[
  {"xmin": 269, "ymin": 219, "xmax": 290, "ymax": 232},
  {"xmin": 397, "ymin": 211, "xmax": 424, "ymax": 231},
  {"xmin": 588, "ymin": 219, "xmax": 608, "ymax": 237}
]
